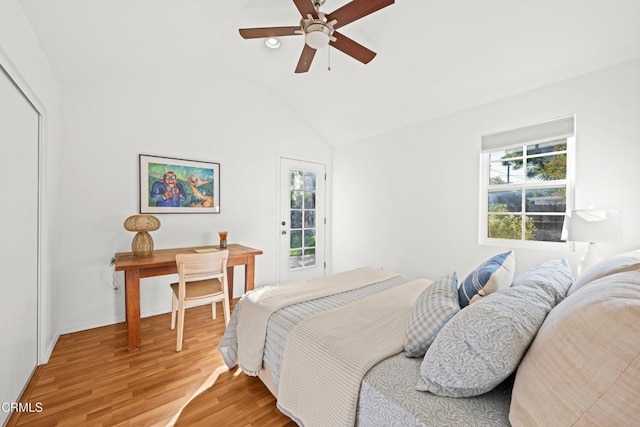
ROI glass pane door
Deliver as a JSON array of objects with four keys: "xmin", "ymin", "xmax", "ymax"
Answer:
[
  {"xmin": 289, "ymin": 169, "xmax": 317, "ymax": 270},
  {"xmin": 279, "ymin": 158, "xmax": 325, "ymax": 283}
]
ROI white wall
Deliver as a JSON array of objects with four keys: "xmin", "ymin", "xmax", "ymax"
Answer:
[
  {"xmin": 0, "ymin": 0, "xmax": 62, "ymax": 362},
  {"xmin": 4, "ymin": 0, "xmax": 638, "ymax": 349},
  {"xmin": 332, "ymin": 58, "xmax": 640, "ymax": 281},
  {"xmin": 56, "ymin": 70, "xmax": 331, "ymax": 333}
]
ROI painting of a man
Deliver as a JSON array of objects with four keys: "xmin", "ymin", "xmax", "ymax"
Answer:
[
  {"xmin": 150, "ymin": 171, "xmax": 185, "ymax": 207},
  {"xmin": 140, "ymin": 155, "xmax": 220, "ymax": 213}
]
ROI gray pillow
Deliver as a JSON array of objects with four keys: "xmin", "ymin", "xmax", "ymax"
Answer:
[
  {"xmin": 512, "ymin": 258, "xmax": 574, "ymax": 302},
  {"xmin": 416, "ymin": 274, "xmax": 570, "ymax": 397}
]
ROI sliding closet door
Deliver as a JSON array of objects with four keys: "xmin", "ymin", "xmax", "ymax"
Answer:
[{"xmin": 0, "ymin": 66, "xmax": 40, "ymax": 423}]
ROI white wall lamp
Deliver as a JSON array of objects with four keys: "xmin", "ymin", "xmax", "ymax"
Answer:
[{"xmin": 562, "ymin": 208, "xmax": 622, "ymax": 276}]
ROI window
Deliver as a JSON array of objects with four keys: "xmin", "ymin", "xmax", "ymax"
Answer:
[
  {"xmin": 479, "ymin": 116, "xmax": 575, "ymax": 247},
  {"xmin": 289, "ymin": 169, "xmax": 317, "ymax": 270}
]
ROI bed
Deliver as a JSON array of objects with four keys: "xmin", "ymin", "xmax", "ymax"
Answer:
[{"xmin": 218, "ymin": 267, "xmax": 512, "ymax": 426}]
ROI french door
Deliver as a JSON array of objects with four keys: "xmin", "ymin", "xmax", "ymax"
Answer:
[{"xmin": 279, "ymin": 157, "xmax": 326, "ymax": 283}]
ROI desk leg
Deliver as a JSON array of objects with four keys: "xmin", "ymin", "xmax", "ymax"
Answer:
[
  {"xmin": 245, "ymin": 256, "xmax": 256, "ymax": 292},
  {"xmin": 226, "ymin": 266, "xmax": 235, "ymax": 301},
  {"xmin": 125, "ymin": 269, "xmax": 141, "ymax": 351}
]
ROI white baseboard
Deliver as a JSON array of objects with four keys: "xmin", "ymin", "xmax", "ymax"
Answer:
[
  {"xmin": 39, "ymin": 332, "xmax": 60, "ymax": 365},
  {"xmin": 53, "ymin": 302, "xmax": 214, "ymax": 344}
]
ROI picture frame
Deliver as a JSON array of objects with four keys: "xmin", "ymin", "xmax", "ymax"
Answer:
[{"xmin": 139, "ymin": 154, "xmax": 220, "ymax": 214}]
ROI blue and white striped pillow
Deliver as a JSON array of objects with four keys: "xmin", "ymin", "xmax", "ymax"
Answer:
[
  {"xmin": 404, "ymin": 272, "xmax": 460, "ymax": 358},
  {"xmin": 458, "ymin": 251, "xmax": 515, "ymax": 308}
]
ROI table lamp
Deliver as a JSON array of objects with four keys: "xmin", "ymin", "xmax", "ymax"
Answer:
[
  {"xmin": 561, "ymin": 208, "xmax": 621, "ymax": 276},
  {"xmin": 124, "ymin": 215, "xmax": 161, "ymax": 256}
]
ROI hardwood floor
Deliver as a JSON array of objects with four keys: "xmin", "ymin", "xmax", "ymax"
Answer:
[{"xmin": 8, "ymin": 303, "xmax": 295, "ymax": 426}]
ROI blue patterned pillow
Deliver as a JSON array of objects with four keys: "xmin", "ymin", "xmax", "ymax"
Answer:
[
  {"xmin": 417, "ymin": 278, "xmax": 566, "ymax": 397},
  {"xmin": 404, "ymin": 272, "xmax": 460, "ymax": 358},
  {"xmin": 458, "ymin": 251, "xmax": 515, "ymax": 308}
]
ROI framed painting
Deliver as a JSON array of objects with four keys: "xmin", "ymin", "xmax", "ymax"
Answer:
[{"xmin": 139, "ymin": 154, "xmax": 220, "ymax": 214}]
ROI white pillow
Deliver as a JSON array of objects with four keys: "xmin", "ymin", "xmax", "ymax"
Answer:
[{"xmin": 567, "ymin": 250, "xmax": 640, "ymax": 295}]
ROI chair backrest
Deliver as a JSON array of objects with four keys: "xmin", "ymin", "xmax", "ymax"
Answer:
[{"xmin": 175, "ymin": 250, "xmax": 229, "ymax": 284}]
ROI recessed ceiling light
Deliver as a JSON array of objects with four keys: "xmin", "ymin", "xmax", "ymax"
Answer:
[{"xmin": 265, "ymin": 38, "xmax": 281, "ymax": 49}]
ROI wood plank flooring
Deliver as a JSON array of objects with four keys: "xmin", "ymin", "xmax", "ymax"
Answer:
[{"xmin": 8, "ymin": 303, "xmax": 295, "ymax": 426}]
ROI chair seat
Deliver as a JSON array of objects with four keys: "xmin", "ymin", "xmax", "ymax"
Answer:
[{"xmin": 170, "ymin": 278, "xmax": 223, "ymax": 300}]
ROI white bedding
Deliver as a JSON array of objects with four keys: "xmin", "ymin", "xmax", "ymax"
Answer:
[
  {"xmin": 276, "ymin": 278, "xmax": 431, "ymax": 427},
  {"xmin": 218, "ymin": 268, "xmax": 433, "ymax": 426},
  {"xmin": 236, "ymin": 267, "xmax": 400, "ymax": 375},
  {"xmin": 218, "ymin": 273, "xmax": 415, "ymax": 381}
]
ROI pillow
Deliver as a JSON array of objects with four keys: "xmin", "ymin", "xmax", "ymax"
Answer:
[
  {"xmin": 403, "ymin": 272, "xmax": 460, "ymax": 358},
  {"xmin": 567, "ymin": 249, "xmax": 640, "ymax": 296},
  {"xmin": 458, "ymin": 250, "xmax": 515, "ymax": 307},
  {"xmin": 416, "ymin": 276, "xmax": 569, "ymax": 398},
  {"xmin": 512, "ymin": 258, "xmax": 574, "ymax": 302},
  {"xmin": 510, "ymin": 271, "xmax": 640, "ymax": 426}
]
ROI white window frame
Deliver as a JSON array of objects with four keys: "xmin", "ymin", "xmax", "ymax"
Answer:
[{"xmin": 479, "ymin": 116, "xmax": 575, "ymax": 250}]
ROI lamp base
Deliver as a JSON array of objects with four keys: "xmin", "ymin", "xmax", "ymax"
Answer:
[
  {"xmin": 132, "ymin": 231, "xmax": 154, "ymax": 256},
  {"xmin": 577, "ymin": 242, "xmax": 603, "ymax": 277}
]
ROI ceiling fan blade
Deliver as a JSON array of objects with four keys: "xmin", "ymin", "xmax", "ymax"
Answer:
[
  {"xmin": 295, "ymin": 44, "xmax": 317, "ymax": 73},
  {"xmin": 293, "ymin": 0, "xmax": 318, "ymax": 19},
  {"xmin": 239, "ymin": 26, "xmax": 301, "ymax": 39},
  {"xmin": 327, "ymin": 0, "xmax": 394, "ymax": 30},
  {"xmin": 330, "ymin": 31, "xmax": 376, "ymax": 64}
]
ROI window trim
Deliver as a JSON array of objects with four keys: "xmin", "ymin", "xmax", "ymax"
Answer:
[{"xmin": 479, "ymin": 118, "xmax": 576, "ymax": 249}]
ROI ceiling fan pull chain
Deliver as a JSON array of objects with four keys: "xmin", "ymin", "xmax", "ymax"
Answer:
[{"xmin": 328, "ymin": 45, "xmax": 331, "ymax": 71}]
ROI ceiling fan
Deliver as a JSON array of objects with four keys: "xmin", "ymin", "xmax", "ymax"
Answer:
[{"xmin": 239, "ymin": 0, "xmax": 394, "ymax": 73}]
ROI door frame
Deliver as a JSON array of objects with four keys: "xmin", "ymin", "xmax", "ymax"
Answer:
[
  {"xmin": 0, "ymin": 50, "xmax": 47, "ymax": 365},
  {"xmin": 277, "ymin": 155, "xmax": 330, "ymax": 284}
]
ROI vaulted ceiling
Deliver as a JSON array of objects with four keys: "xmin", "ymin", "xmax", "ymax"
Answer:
[{"xmin": 19, "ymin": 0, "xmax": 640, "ymax": 146}]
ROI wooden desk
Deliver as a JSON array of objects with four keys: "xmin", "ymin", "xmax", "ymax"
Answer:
[{"xmin": 115, "ymin": 243, "xmax": 263, "ymax": 351}]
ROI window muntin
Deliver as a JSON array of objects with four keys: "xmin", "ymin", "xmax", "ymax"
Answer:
[{"xmin": 481, "ymin": 120, "xmax": 574, "ymax": 247}]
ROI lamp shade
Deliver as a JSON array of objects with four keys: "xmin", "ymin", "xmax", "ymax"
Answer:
[{"xmin": 561, "ymin": 209, "xmax": 621, "ymax": 243}]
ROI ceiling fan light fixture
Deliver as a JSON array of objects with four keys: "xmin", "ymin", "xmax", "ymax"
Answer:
[
  {"xmin": 265, "ymin": 38, "xmax": 281, "ymax": 49},
  {"xmin": 305, "ymin": 30, "xmax": 329, "ymax": 49},
  {"xmin": 304, "ymin": 23, "xmax": 332, "ymax": 49}
]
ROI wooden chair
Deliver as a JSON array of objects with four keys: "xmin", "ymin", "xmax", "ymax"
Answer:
[{"xmin": 170, "ymin": 250, "xmax": 230, "ymax": 352}]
